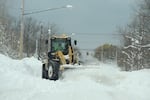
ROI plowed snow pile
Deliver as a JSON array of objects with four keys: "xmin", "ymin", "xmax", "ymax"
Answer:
[{"xmin": 0, "ymin": 54, "xmax": 150, "ymax": 100}]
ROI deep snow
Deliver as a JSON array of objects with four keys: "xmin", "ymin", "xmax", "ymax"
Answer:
[{"xmin": 0, "ymin": 54, "xmax": 150, "ymax": 100}]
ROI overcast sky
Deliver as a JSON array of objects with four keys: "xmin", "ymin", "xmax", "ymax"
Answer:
[{"xmin": 13, "ymin": 0, "xmax": 136, "ymax": 50}]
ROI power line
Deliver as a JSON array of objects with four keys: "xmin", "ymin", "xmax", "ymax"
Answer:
[
  {"xmin": 79, "ymin": 49, "xmax": 95, "ymax": 51},
  {"xmin": 70, "ymin": 33, "xmax": 123, "ymax": 36},
  {"xmin": 8, "ymin": 7, "xmax": 20, "ymax": 10}
]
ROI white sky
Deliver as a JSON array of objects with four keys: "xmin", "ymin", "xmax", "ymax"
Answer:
[{"xmin": 12, "ymin": 0, "xmax": 136, "ymax": 50}]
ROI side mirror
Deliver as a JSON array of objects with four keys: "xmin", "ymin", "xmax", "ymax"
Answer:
[
  {"xmin": 45, "ymin": 40, "xmax": 48, "ymax": 44},
  {"xmin": 74, "ymin": 40, "xmax": 77, "ymax": 45}
]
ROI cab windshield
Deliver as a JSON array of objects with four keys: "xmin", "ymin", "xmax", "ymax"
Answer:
[{"xmin": 51, "ymin": 38, "xmax": 68, "ymax": 54}]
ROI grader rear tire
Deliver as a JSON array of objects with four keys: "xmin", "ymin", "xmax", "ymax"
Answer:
[
  {"xmin": 42, "ymin": 61, "xmax": 60, "ymax": 80},
  {"xmin": 42, "ymin": 64, "xmax": 48, "ymax": 79},
  {"xmin": 48, "ymin": 61, "xmax": 60, "ymax": 80}
]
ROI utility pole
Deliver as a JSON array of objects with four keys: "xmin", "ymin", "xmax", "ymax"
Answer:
[
  {"xmin": 38, "ymin": 24, "xmax": 43, "ymax": 58},
  {"xmin": 101, "ymin": 46, "xmax": 103, "ymax": 62},
  {"xmin": 48, "ymin": 28, "xmax": 51, "ymax": 52},
  {"xmin": 19, "ymin": 0, "xmax": 24, "ymax": 59}
]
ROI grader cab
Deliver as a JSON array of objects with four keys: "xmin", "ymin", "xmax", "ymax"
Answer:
[{"xmin": 42, "ymin": 34, "xmax": 78, "ymax": 80}]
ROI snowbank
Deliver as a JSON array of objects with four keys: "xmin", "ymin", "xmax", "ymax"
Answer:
[{"xmin": 0, "ymin": 54, "xmax": 150, "ymax": 100}]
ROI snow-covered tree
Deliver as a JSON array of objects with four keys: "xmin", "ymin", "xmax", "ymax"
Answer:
[
  {"xmin": 122, "ymin": 30, "xmax": 145, "ymax": 70},
  {"xmin": 119, "ymin": 0, "xmax": 150, "ymax": 70},
  {"xmin": 94, "ymin": 44, "xmax": 118, "ymax": 62}
]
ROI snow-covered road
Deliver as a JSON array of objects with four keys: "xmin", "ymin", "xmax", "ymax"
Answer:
[{"xmin": 0, "ymin": 54, "xmax": 150, "ymax": 100}]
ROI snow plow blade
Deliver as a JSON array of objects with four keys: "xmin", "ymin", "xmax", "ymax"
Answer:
[{"xmin": 60, "ymin": 64, "xmax": 100, "ymax": 70}]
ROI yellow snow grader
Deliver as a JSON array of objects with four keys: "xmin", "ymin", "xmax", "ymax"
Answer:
[{"xmin": 42, "ymin": 34, "xmax": 78, "ymax": 80}]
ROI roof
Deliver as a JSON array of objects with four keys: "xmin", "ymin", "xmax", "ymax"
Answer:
[{"xmin": 51, "ymin": 34, "xmax": 70, "ymax": 39}]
